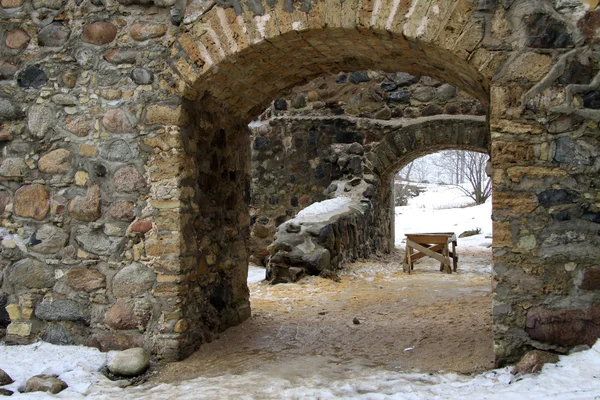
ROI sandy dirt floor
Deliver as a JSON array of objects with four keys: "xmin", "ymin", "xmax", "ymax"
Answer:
[{"xmin": 151, "ymin": 247, "xmax": 494, "ymax": 385}]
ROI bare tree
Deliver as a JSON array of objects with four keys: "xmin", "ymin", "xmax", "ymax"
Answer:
[
  {"xmin": 398, "ymin": 158, "xmax": 429, "ymax": 183},
  {"xmin": 433, "ymin": 150, "xmax": 491, "ymax": 204}
]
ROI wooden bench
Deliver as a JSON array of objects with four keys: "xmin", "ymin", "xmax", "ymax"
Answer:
[{"xmin": 403, "ymin": 233, "xmax": 458, "ymax": 274}]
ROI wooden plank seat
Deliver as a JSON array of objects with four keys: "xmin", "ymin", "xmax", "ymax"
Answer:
[{"xmin": 403, "ymin": 232, "xmax": 458, "ymax": 274}]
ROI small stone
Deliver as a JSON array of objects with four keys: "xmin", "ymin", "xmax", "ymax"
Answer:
[
  {"xmin": 76, "ymin": 231, "xmax": 123, "ymax": 256},
  {"xmin": 131, "ymin": 67, "xmax": 153, "ymax": 85},
  {"xmin": 286, "ymin": 223, "xmax": 301, "ymax": 233},
  {"xmin": 525, "ymin": 12, "xmax": 573, "ymax": 48},
  {"xmin": 35, "ymin": 299, "xmax": 90, "ymax": 323},
  {"xmin": 42, "ymin": 323, "xmax": 73, "ymax": 345},
  {"xmin": 82, "ymin": 22, "xmax": 117, "ymax": 45},
  {"xmin": 25, "ymin": 375, "xmax": 68, "ymax": 394},
  {"xmin": 0, "ymin": 191, "xmax": 11, "ymax": 214},
  {"xmin": 129, "ymin": 23, "xmax": 167, "ymax": 41},
  {"xmin": 75, "ymin": 171, "xmax": 88, "ymax": 186},
  {"xmin": 388, "ymin": 89, "xmax": 411, "ymax": 103},
  {"xmin": 5, "ymin": 29, "xmax": 30, "ymax": 49},
  {"xmin": 1, "ymin": 0, "xmax": 24, "ymax": 7},
  {"xmin": 7, "ymin": 258, "xmax": 54, "ymax": 289},
  {"xmin": 307, "ymin": 91, "xmax": 319, "ymax": 102},
  {"xmin": 66, "ymin": 267, "xmax": 106, "ymax": 291},
  {"xmin": 353, "ymin": 317, "xmax": 360, "ymax": 325},
  {"xmin": 38, "ymin": 23, "xmax": 70, "ymax": 47},
  {"xmin": 112, "ymin": 263, "xmax": 155, "ymax": 298},
  {"xmin": 421, "ymin": 104, "xmax": 442, "ymax": 116},
  {"xmin": 66, "ymin": 116, "xmax": 91, "ymax": 137},
  {"xmin": 114, "ymin": 166, "xmax": 145, "ymax": 192},
  {"xmin": 17, "ymin": 66, "xmax": 47, "ymax": 89},
  {"xmin": 435, "ymin": 84, "xmax": 457, "ymax": 102},
  {"xmin": 29, "ymin": 224, "xmax": 69, "ymax": 254},
  {"xmin": 538, "ymin": 189, "xmax": 579, "ymax": 207},
  {"xmin": 14, "ymin": 184, "xmax": 50, "ymax": 220},
  {"xmin": 392, "ymin": 72, "xmax": 419, "ymax": 86},
  {"xmin": 130, "ymin": 220, "xmax": 152, "ymax": 233},
  {"xmin": 420, "ymin": 76, "xmax": 441, "ymax": 86},
  {"xmin": 274, "ymin": 98, "xmax": 287, "ymax": 111},
  {"xmin": 145, "ymin": 104, "xmax": 189, "ymax": 126},
  {"xmin": 103, "ymin": 108, "xmax": 137, "ymax": 133},
  {"xmin": 107, "ymin": 348, "xmax": 149, "ymax": 377},
  {"xmin": 38, "ymin": 149, "xmax": 71, "ymax": 174},
  {"xmin": 291, "ymin": 94, "xmax": 306, "ymax": 109},
  {"xmin": 32, "ymin": 0, "xmax": 64, "ymax": 8},
  {"xmin": 0, "ymin": 158, "xmax": 26, "ymax": 179},
  {"xmin": 582, "ymin": 91, "xmax": 600, "ymax": 109},
  {"xmin": 109, "ymin": 201, "xmax": 135, "ymax": 221},
  {"xmin": 79, "ymin": 144, "xmax": 98, "ymax": 157},
  {"xmin": 102, "ymin": 139, "xmax": 133, "ymax": 161},
  {"xmin": 0, "ymin": 368, "xmax": 14, "ymax": 385},
  {"xmin": 349, "ymin": 71, "xmax": 370, "ymax": 84},
  {"xmin": 511, "ymin": 350, "xmax": 559, "ymax": 375},
  {"xmin": 0, "ymin": 98, "xmax": 19, "ymax": 120},
  {"xmin": 0, "ymin": 61, "xmax": 18, "ymax": 80},
  {"xmin": 105, "ymin": 298, "xmax": 136, "ymax": 330},
  {"xmin": 374, "ymin": 105, "xmax": 391, "ymax": 120},
  {"xmin": 104, "ymin": 48, "xmax": 137, "ymax": 64},
  {"xmin": 61, "ymin": 70, "xmax": 78, "ymax": 88},
  {"xmin": 336, "ymin": 74, "xmax": 347, "ymax": 83},
  {"xmin": 69, "ymin": 184, "xmax": 101, "ymax": 222},
  {"xmin": 28, "ymin": 105, "xmax": 54, "ymax": 138},
  {"xmin": 413, "ymin": 86, "xmax": 434, "ymax": 102},
  {"xmin": 0, "ymin": 388, "xmax": 13, "ymax": 396}
]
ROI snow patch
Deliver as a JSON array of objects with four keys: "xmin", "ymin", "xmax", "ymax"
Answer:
[{"xmin": 295, "ymin": 197, "xmax": 354, "ymax": 223}]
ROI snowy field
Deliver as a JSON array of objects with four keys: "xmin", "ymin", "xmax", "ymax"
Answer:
[{"xmin": 2, "ymin": 183, "xmax": 600, "ymax": 399}]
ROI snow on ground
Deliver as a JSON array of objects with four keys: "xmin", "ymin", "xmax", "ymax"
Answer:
[
  {"xmin": 395, "ymin": 183, "xmax": 492, "ymax": 250},
  {"xmin": 2, "ymin": 183, "xmax": 599, "ymax": 399}
]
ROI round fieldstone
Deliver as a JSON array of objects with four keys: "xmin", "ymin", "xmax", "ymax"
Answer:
[
  {"xmin": 42, "ymin": 323, "xmax": 73, "ymax": 345},
  {"xmin": 274, "ymin": 98, "xmax": 287, "ymax": 111},
  {"xmin": 76, "ymin": 231, "xmax": 124, "ymax": 256},
  {"xmin": 129, "ymin": 23, "xmax": 167, "ymax": 41},
  {"xmin": 114, "ymin": 166, "xmax": 145, "ymax": 192},
  {"xmin": 102, "ymin": 108, "xmax": 137, "ymax": 133},
  {"xmin": 107, "ymin": 348, "xmax": 149, "ymax": 377},
  {"xmin": 29, "ymin": 224, "xmax": 69, "ymax": 254},
  {"xmin": 38, "ymin": 23, "xmax": 71, "ymax": 47},
  {"xmin": 66, "ymin": 267, "xmax": 106, "ymax": 291},
  {"xmin": 14, "ymin": 184, "xmax": 50, "ymax": 220},
  {"xmin": 105, "ymin": 298, "xmax": 136, "ymax": 330},
  {"xmin": 421, "ymin": 103, "xmax": 442, "ymax": 116},
  {"xmin": 349, "ymin": 71, "xmax": 370, "ymax": 84},
  {"xmin": 109, "ymin": 201, "xmax": 136, "ymax": 221},
  {"xmin": 0, "ymin": 61, "xmax": 18, "ymax": 80},
  {"xmin": 5, "ymin": 29, "xmax": 30, "ymax": 49},
  {"xmin": 102, "ymin": 139, "xmax": 133, "ymax": 161},
  {"xmin": 392, "ymin": 72, "xmax": 419, "ymax": 87},
  {"xmin": 35, "ymin": 299, "xmax": 90, "ymax": 323},
  {"xmin": 68, "ymin": 184, "xmax": 101, "ymax": 222},
  {"xmin": 0, "ymin": 98, "xmax": 19, "ymax": 120},
  {"xmin": 65, "ymin": 116, "xmax": 91, "ymax": 137},
  {"xmin": 387, "ymin": 89, "xmax": 411, "ymax": 103},
  {"xmin": 130, "ymin": 220, "xmax": 152, "ymax": 233},
  {"xmin": 1, "ymin": 0, "xmax": 25, "ymax": 7},
  {"xmin": 82, "ymin": 21, "xmax": 117, "ymax": 45},
  {"xmin": 0, "ymin": 157, "xmax": 27, "ymax": 178},
  {"xmin": 7, "ymin": 258, "xmax": 54, "ymax": 289},
  {"xmin": 28, "ymin": 104, "xmax": 54, "ymax": 138},
  {"xmin": 38, "ymin": 149, "xmax": 71, "ymax": 174},
  {"xmin": 104, "ymin": 48, "xmax": 137, "ymax": 64},
  {"xmin": 131, "ymin": 67, "xmax": 153, "ymax": 85},
  {"xmin": 413, "ymin": 86, "xmax": 434, "ymax": 102},
  {"xmin": 25, "ymin": 375, "xmax": 68, "ymax": 394},
  {"xmin": 17, "ymin": 65, "xmax": 47, "ymax": 88},
  {"xmin": 112, "ymin": 263, "xmax": 155, "ymax": 298},
  {"xmin": 0, "ymin": 368, "xmax": 14, "ymax": 386},
  {"xmin": 435, "ymin": 84, "xmax": 457, "ymax": 102},
  {"xmin": 291, "ymin": 94, "xmax": 306, "ymax": 109}
]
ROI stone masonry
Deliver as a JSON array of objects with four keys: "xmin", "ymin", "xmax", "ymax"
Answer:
[{"xmin": 0, "ymin": 0, "xmax": 599, "ymax": 366}]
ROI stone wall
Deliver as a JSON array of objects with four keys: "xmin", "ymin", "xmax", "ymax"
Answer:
[{"xmin": 0, "ymin": 0, "xmax": 599, "ymax": 366}]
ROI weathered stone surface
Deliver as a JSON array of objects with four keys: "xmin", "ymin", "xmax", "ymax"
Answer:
[
  {"xmin": 131, "ymin": 67, "xmax": 153, "ymax": 85},
  {"xmin": 102, "ymin": 108, "xmax": 137, "ymax": 133},
  {"xmin": 14, "ymin": 184, "xmax": 50, "ymax": 220},
  {"xmin": 525, "ymin": 12, "xmax": 573, "ymax": 48},
  {"xmin": 1, "ymin": 0, "xmax": 24, "ymax": 7},
  {"xmin": 66, "ymin": 268, "xmax": 106, "ymax": 291},
  {"xmin": 582, "ymin": 91, "xmax": 600, "ymax": 109},
  {"xmin": 104, "ymin": 48, "xmax": 137, "ymax": 64},
  {"xmin": 511, "ymin": 350, "xmax": 559, "ymax": 375},
  {"xmin": 42, "ymin": 323, "xmax": 73, "ymax": 345},
  {"xmin": 131, "ymin": 220, "xmax": 152, "ymax": 233},
  {"xmin": 76, "ymin": 231, "xmax": 123, "ymax": 256},
  {"xmin": 109, "ymin": 201, "xmax": 136, "ymax": 221},
  {"xmin": 17, "ymin": 66, "xmax": 47, "ymax": 89},
  {"xmin": 7, "ymin": 258, "xmax": 54, "ymax": 289},
  {"xmin": 349, "ymin": 71, "xmax": 370, "ymax": 84},
  {"xmin": 554, "ymin": 138, "xmax": 597, "ymax": 165},
  {"xmin": 413, "ymin": 87, "xmax": 434, "ymax": 102},
  {"xmin": 436, "ymin": 84, "xmax": 457, "ymax": 102},
  {"xmin": 0, "ymin": 61, "xmax": 18, "ymax": 80},
  {"xmin": 82, "ymin": 22, "xmax": 117, "ymax": 45},
  {"xmin": 32, "ymin": 0, "xmax": 64, "ymax": 8},
  {"xmin": 0, "ymin": 369, "xmax": 14, "ymax": 386},
  {"xmin": 38, "ymin": 149, "xmax": 71, "ymax": 174},
  {"xmin": 89, "ymin": 333, "xmax": 144, "ymax": 352},
  {"xmin": 25, "ymin": 375, "xmax": 68, "ymax": 394},
  {"xmin": 114, "ymin": 166, "xmax": 145, "ymax": 192},
  {"xmin": 105, "ymin": 298, "xmax": 136, "ymax": 330},
  {"xmin": 112, "ymin": 263, "xmax": 155, "ymax": 298},
  {"xmin": 35, "ymin": 299, "xmax": 90, "ymax": 323},
  {"xmin": 537, "ymin": 189, "xmax": 580, "ymax": 208},
  {"xmin": 107, "ymin": 348, "xmax": 149, "ymax": 377},
  {"xmin": 145, "ymin": 104, "xmax": 189, "ymax": 126},
  {"xmin": 66, "ymin": 116, "xmax": 92, "ymax": 137},
  {"xmin": 388, "ymin": 90, "xmax": 411, "ymax": 103},
  {"xmin": 0, "ymin": 191, "xmax": 10, "ymax": 214},
  {"xmin": 102, "ymin": 139, "xmax": 133, "ymax": 161},
  {"xmin": 5, "ymin": 29, "xmax": 30, "ymax": 49},
  {"xmin": 526, "ymin": 305, "xmax": 600, "ymax": 347},
  {"xmin": 69, "ymin": 184, "xmax": 101, "ymax": 222},
  {"xmin": 30, "ymin": 224, "xmax": 69, "ymax": 254},
  {"xmin": 580, "ymin": 267, "xmax": 600, "ymax": 291},
  {"xmin": 38, "ymin": 23, "xmax": 71, "ymax": 47},
  {"xmin": 28, "ymin": 105, "xmax": 54, "ymax": 138},
  {"xmin": 0, "ymin": 158, "xmax": 27, "ymax": 178},
  {"xmin": 130, "ymin": 23, "xmax": 167, "ymax": 41},
  {"xmin": 0, "ymin": 98, "xmax": 19, "ymax": 120}
]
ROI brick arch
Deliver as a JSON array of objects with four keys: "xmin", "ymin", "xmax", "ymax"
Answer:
[
  {"xmin": 368, "ymin": 115, "xmax": 489, "ymax": 181},
  {"xmin": 170, "ymin": 0, "xmax": 492, "ymax": 121}
]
